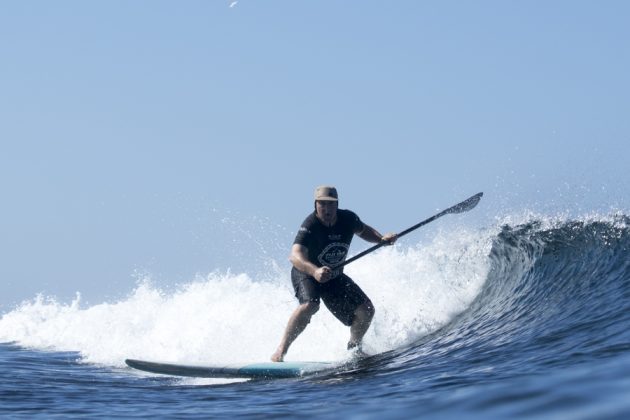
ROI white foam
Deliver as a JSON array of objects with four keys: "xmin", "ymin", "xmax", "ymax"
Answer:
[{"xmin": 0, "ymin": 228, "xmax": 493, "ymax": 367}]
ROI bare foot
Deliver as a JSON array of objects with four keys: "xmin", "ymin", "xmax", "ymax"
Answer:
[
  {"xmin": 349, "ymin": 347, "xmax": 370, "ymax": 359},
  {"xmin": 347, "ymin": 341, "xmax": 369, "ymax": 359},
  {"xmin": 270, "ymin": 349, "xmax": 285, "ymax": 362}
]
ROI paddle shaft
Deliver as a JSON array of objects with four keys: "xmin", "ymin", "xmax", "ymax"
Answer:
[{"xmin": 337, "ymin": 192, "xmax": 483, "ymax": 269}]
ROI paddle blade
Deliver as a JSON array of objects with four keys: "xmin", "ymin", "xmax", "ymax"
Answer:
[{"xmin": 446, "ymin": 192, "xmax": 483, "ymax": 214}]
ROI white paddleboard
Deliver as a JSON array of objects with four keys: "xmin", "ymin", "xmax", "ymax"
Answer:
[{"xmin": 125, "ymin": 358, "xmax": 337, "ymax": 379}]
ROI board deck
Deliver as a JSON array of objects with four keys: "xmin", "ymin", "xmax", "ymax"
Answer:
[{"xmin": 125, "ymin": 358, "xmax": 337, "ymax": 379}]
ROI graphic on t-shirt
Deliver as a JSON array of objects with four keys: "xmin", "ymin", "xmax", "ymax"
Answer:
[{"xmin": 318, "ymin": 242, "xmax": 349, "ymax": 267}]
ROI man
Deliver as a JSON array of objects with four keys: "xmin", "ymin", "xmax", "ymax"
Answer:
[{"xmin": 271, "ymin": 185, "xmax": 397, "ymax": 362}]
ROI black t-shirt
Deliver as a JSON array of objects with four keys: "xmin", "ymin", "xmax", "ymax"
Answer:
[{"xmin": 293, "ymin": 209, "xmax": 365, "ymax": 277}]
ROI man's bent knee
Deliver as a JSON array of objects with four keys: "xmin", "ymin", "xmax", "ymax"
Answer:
[
  {"xmin": 366, "ymin": 301, "xmax": 375, "ymax": 318},
  {"xmin": 357, "ymin": 301, "xmax": 375, "ymax": 320},
  {"xmin": 298, "ymin": 301, "xmax": 320, "ymax": 317}
]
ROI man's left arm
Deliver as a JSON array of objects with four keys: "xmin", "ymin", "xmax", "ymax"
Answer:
[{"xmin": 358, "ymin": 224, "xmax": 398, "ymax": 245}]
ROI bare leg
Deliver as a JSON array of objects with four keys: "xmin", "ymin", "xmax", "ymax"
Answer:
[
  {"xmin": 271, "ymin": 302, "xmax": 319, "ymax": 362},
  {"xmin": 348, "ymin": 301, "xmax": 375, "ymax": 351}
]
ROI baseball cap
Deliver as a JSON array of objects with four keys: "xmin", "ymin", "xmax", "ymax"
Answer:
[{"xmin": 314, "ymin": 185, "xmax": 338, "ymax": 201}]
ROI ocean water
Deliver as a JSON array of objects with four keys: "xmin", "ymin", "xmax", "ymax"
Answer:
[{"xmin": 1, "ymin": 214, "xmax": 630, "ymax": 418}]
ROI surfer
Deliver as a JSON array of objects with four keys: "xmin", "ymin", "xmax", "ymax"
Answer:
[{"xmin": 271, "ymin": 185, "xmax": 397, "ymax": 362}]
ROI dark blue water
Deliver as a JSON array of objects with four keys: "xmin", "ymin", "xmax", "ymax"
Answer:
[{"xmin": 2, "ymin": 216, "xmax": 630, "ymax": 418}]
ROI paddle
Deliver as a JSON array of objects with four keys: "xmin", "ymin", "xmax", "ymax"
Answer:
[{"xmin": 337, "ymin": 192, "xmax": 484, "ymax": 268}]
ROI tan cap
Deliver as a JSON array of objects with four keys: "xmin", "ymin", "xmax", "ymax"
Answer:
[{"xmin": 314, "ymin": 185, "xmax": 338, "ymax": 201}]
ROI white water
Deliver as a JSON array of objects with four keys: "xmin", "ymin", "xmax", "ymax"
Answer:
[{"xmin": 0, "ymin": 228, "xmax": 493, "ymax": 367}]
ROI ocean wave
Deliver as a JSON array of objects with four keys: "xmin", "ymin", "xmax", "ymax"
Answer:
[{"xmin": 2, "ymin": 214, "xmax": 629, "ymax": 384}]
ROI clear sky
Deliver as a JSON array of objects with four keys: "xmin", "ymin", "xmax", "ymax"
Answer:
[{"xmin": 1, "ymin": 1, "xmax": 629, "ymax": 310}]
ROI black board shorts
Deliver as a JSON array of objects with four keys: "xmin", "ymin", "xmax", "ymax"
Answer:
[{"xmin": 291, "ymin": 267, "xmax": 371, "ymax": 326}]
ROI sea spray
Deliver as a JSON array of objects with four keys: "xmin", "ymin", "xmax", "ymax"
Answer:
[{"xmin": 0, "ymin": 227, "xmax": 493, "ymax": 366}]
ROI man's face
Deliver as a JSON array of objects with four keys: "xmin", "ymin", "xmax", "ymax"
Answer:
[{"xmin": 315, "ymin": 200, "xmax": 338, "ymax": 225}]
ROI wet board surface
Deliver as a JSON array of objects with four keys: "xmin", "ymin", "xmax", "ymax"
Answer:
[{"xmin": 125, "ymin": 358, "xmax": 337, "ymax": 379}]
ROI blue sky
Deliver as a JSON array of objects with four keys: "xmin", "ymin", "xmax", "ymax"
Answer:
[{"xmin": 1, "ymin": 1, "xmax": 629, "ymax": 310}]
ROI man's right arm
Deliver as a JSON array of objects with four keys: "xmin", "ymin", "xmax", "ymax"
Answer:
[{"xmin": 289, "ymin": 244, "xmax": 332, "ymax": 283}]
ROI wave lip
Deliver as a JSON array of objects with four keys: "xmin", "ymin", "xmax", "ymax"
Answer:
[{"xmin": 410, "ymin": 215, "xmax": 630, "ymax": 381}]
